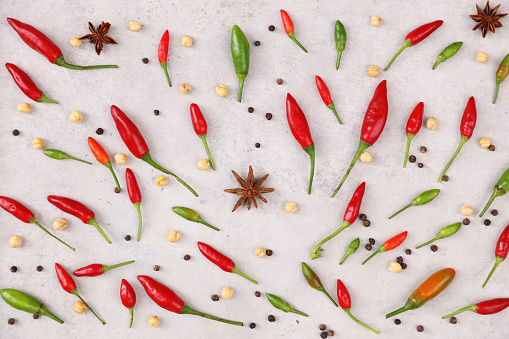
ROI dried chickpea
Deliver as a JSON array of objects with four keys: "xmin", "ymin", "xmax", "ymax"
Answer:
[
  {"xmin": 426, "ymin": 117, "xmax": 438, "ymax": 130},
  {"xmin": 254, "ymin": 247, "xmax": 266, "ymax": 258},
  {"xmin": 216, "ymin": 84, "xmax": 228, "ymax": 97},
  {"xmin": 371, "ymin": 16, "xmax": 383, "ymax": 26},
  {"xmin": 70, "ymin": 37, "xmax": 82, "ymax": 48},
  {"xmin": 388, "ymin": 261, "xmax": 402, "ymax": 273},
  {"xmin": 74, "ymin": 301, "xmax": 87, "ymax": 314},
  {"xmin": 168, "ymin": 230, "xmax": 181, "ymax": 243},
  {"xmin": 367, "ymin": 65, "xmax": 380, "ymax": 77},
  {"xmin": 285, "ymin": 201, "xmax": 298, "ymax": 214},
  {"xmin": 461, "ymin": 205, "xmax": 473, "ymax": 216},
  {"xmin": 32, "ymin": 138, "xmax": 45, "ymax": 149},
  {"xmin": 181, "ymin": 35, "xmax": 193, "ymax": 47},
  {"xmin": 180, "ymin": 83, "xmax": 192, "ymax": 95},
  {"xmin": 69, "ymin": 110, "xmax": 83, "ymax": 123},
  {"xmin": 479, "ymin": 138, "xmax": 492, "ymax": 149},
  {"xmin": 128, "ymin": 20, "xmax": 142, "ymax": 32},
  {"xmin": 198, "ymin": 159, "xmax": 210, "ymax": 171},
  {"xmin": 148, "ymin": 316, "xmax": 160, "ymax": 328},
  {"xmin": 9, "ymin": 235, "xmax": 22, "ymax": 248},
  {"xmin": 155, "ymin": 175, "xmax": 168, "ymax": 186},
  {"xmin": 114, "ymin": 153, "xmax": 128, "ymax": 165},
  {"xmin": 222, "ymin": 286, "xmax": 233, "ymax": 299},
  {"xmin": 476, "ymin": 52, "xmax": 488, "ymax": 63},
  {"xmin": 17, "ymin": 103, "xmax": 31, "ymax": 114},
  {"xmin": 360, "ymin": 152, "xmax": 372, "ymax": 163},
  {"xmin": 53, "ymin": 218, "xmax": 68, "ymax": 231}
]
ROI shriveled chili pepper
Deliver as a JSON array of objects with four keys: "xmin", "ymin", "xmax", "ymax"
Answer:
[
  {"xmin": 315, "ymin": 76, "xmax": 342, "ymax": 124},
  {"xmin": 44, "ymin": 149, "xmax": 92, "ymax": 165},
  {"xmin": 482, "ymin": 224, "xmax": 509, "ymax": 288},
  {"xmin": 137, "ymin": 275, "xmax": 243, "ymax": 326},
  {"xmin": 55, "ymin": 263, "xmax": 105, "ymax": 324},
  {"xmin": 416, "ymin": 222, "xmax": 461, "ymax": 249},
  {"xmin": 493, "ymin": 53, "xmax": 509, "ymax": 104},
  {"xmin": 266, "ymin": 293, "xmax": 308, "ymax": 317},
  {"xmin": 339, "ymin": 237, "xmax": 360, "ymax": 265},
  {"xmin": 362, "ymin": 231, "xmax": 408, "ymax": 265},
  {"xmin": 197, "ymin": 242, "xmax": 258, "ymax": 284},
  {"xmin": 389, "ymin": 189, "xmax": 440, "ymax": 219},
  {"xmin": 442, "ymin": 298, "xmax": 509, "ymax": 319},
  {"xmin": 88, "ymin": 137, "xmax": 121, "ymax": 192},
  {"xmin": 480, "ymin": 167, "xmax": 509, "ymax": 217},
  {"xmin": 280, "ymin": 10, "xmax": 308, "ymax": 53},
  {"xmin": 110, "ymin": 105, "xmax": 198, "ymax": 197},
  {"xmin": 231, "ymin": 25, "xmax": 250, "ymax": 102},
  {"xmin": 336, "ymin": 279, "xmax": 380, "ymax": 334},
  {"xmin": 403, "ymin": 102, "xmax": 424, "ymax": 168},
  {"xmin": 126, "ymin": 168, "xmax": 143, "ymax": 241},
  {"xmin": 384, "ymin": 20, "xmax": 443, "ymax": 71},
  {"xmin": 432, "ymin": 42, "xmax": 463, "ymax": 70},
  {"xmin": 312, "ymin": 182, "xmax": 365, "ymax": 259},
  {"xmin": 7, "ymin": 18, "xmax": 118, "ymax": 70},
  {"xmin": 334, "ymin": 20, "xmax": 347, "ymax": 70},
  {"xmin": 286, "ymin": 93, "xmax": 315, "ymax": 194},
  {"xmin": 120, "ymin": 279, "xmax": 136, "ymax": 328},
  {"xmin": 173, "ymin": 207, "xmax": 219, "ymax": 231},
  {"xmin": 438, "ymin": 96, "xmax": 477, "ymax": 182},
  {"xmin": 301, "ymin": 262, "xmax": 338, "ymax": 307},
  {"xmin": 158, "ymin": 30, "xmax": 172, "ymax": 87},
  {"xmin": 1, "ymin": 288, "xmax": 63, "ymax": 324},
  {"xmin": 386, "ymin": 268, "xmax": 456, "ymax": 318},
  {"xmin": 5, "ymin": 63, "xmax": 58, "ymax": 103},
  {"xmin": 47, "ymin": 195, "xmax": 111, "ymax": 244},
  {"xmin": 0, "ymin": 196, "xmax": 75, "ymax": 251},
  {"xmin": 190, "ymin": 103, "xmax": 215, "ymax": 170},
  {"xmin": 332, "ymin": 80, "xmax": 388, "ymax": 197},
  {"xmin": 73, "ymin": 260, "xmax": 135, "ymax": 277}
]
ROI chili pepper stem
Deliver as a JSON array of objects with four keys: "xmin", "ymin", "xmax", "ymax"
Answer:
[
  {"xmin": 344, "ymin": 308, "xmax": 380, "ymax": 334},
  {"xmin": 38, "ymin": 304, "xmax": 64, "ymax": 324},
  {"xmin": 438, "ymin": 135, "xmax": 469, "ymax": 182},
  {"xmin": 104, "ymin": 260, "xmax": 135, "ymax": 272},
  {"xmin": 320, "ymin": 287, "xmax": 338, "ymax": 307},
  {"xmin": 134, "ymin": 202, "xmax": 143, "ymax": 241},
  {"xmin": 180, "ymin": 304, "xmax": 243, "ymax": 326},
  {"xmin": 160, "ymin": 61, "xmax": 172, "ymax": 87},
  {"xmin": 288, "ymin": 32, "xmax": 308, "ymax": 53},
  {"xmin": 128, "ymin": 307, "xmax": 134, "ymax": 328},
  {"xmin": 384, "ymin": 40, "xmax": 412, "ymax": 71},
  {"xmin": 442, "ymin": 305, "xmax": 477, "ymax": 319},
  {"xmin": 39, "ymin": 93, "xmax": 58, "ymax": 104},
  {"xmin": 388, "ymin": 203, "xmax": 413, "ymax": 219},
  {"xmin": 480, "ymin": 191, "xmax": 502, "ymax": 217},
  {"xmin": 236, "ymin": 72, "xmax": 247, "ymax": 103},
  {"xmin": 71, "ymin": 290, "xmax": 105, "ymax": 324},
  {"xmin": 199, "ymin": 135, "xmax": 216, "ymax": 171},
  {"xmin": 327, "ymin": 103, "xmax": 342, "ymax": 124},
  {"xmin": 87, "ymin": 217, "xmax": 112, "ymax": 244},
  {"xmin": 290, "ymin": 308, "xmax": 309, "ymax": 317},
  {"xmin": 68, "ymin": 156, "xmax": 92, "ymax": 165},
  {"xmin": 30, "ymin": 219, "xmax": 75, "ymax": 251},
  {"xmin": 332, "ymin": 140, "xmax": 370, "ymax": 198},
  {"xmin": 231, "ymin": 266, "xmax": 258, "ymax": 284},
  {"xmin": 198, "ymin": 217, "xmax": 220, "ymax": 231},
  {"xmin": 385, "ymin": 299, "xmax": 416, "ymax": 318},
  {"xmin": 362, "ymin": 247, "xmax": 384, "ymax": 265},
  {"xmin": 482, "ymin": 256, "xmax": 504, "ymax": 288},
  {"xmin": 311, "ymin": 220, "xmax": 350, "ymax": 260},
  {"xmin": 403, "ymin": 134, "xmax": 415, "ymax": 168},
  {"xmin": 54, "ymin": 56, "xmax": 118, "ymax": 70},
  {"xmin": 336, "ymin": 51, "xmax": 342, "ymax": 70},
  {"xmin": 494, "ymin": 81, "xmax": 501, "ymax": 104},
  {"xmin": 304, "ymin": 145, "xmax": 315, "ymax": 195},
  {"xmin": 415, "ymin": 236, "xmax": 441, "ymax": 249},
  {"xmin": 105, "ymin": 162, "xmax": 121, "ymax": 192}
]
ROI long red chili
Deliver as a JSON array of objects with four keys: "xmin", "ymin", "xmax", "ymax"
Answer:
[
  {"xmin": 137, "ymin": 275, "xmax": 243, "ymax": 326},
  {"xmin": 158, "ymin": 30, "xmax": 172, "ymax": 87},
  {"xmin": 120, "ymin": 279, "xmax": 136, "ymax": 328},
  {"xmin": 73, "ymin": 260, "xmax": 135, "ymax": 277},
  {"xmin": 5, "ymin": 63, "xmax": 58, "ymax": 103},
  {"xmin": 0, "ymin": 196, "xmax": 74, "ymax": 251},
  {"xmin": 7, "ymin": 18, "xmax": 118, "ymax": 70},
  {"xmin": 362, "ymin": 231, "xmax": 408, "ymax": 265},
  {"xmin": 47, "ymin": 195, "xmax": 111, "ymax": 244},
  {"xmin": 126, "ymin": 168, "xmax": 143, "ymax": 241},
  {"xmin": 110, "ymin": 105, "xmax": 198, "ymax": 197},
  {"xmin": 190, "ymin": 103, "xmax": 215, "ymax": 170},
  {"xmin": 403, "ymin": 102, "xmax": 424, "ymax": 168},
  {"xmin": 88, "ymin": 137, "xmax": 121, "ymax": 192},
  {"xmin": 315, "ymin": 76, "xmax": 342, "ymax": 124},
  {"xmin": 280, "ymin": 10, "xmax": 308, "ymax": 53},
  {"xmin": 482, "ymin": 224, "xmax": 509, "ymax": 288},
  {"xmin": 197, "ymin": 242, "xmax": 258, "ymax": 284},
  {"xmin": 286, "ymin": 93, "xmax": 315, "ymax": 194},
  {"xmin": 442, "ymin": 298, "xmax": 509, "ymax": 319},
  {"xmin": 332, "ymin": 80, "xmax": 388, "ymax": 197}
]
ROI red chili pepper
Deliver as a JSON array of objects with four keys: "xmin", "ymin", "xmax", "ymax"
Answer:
[
  {"xmin": 482, "ymin": 224, "xmax": 509, "ymax": 288},
  {"xmin": 5, "ymin": 63, "xmax": 58, "ymax": 103},
  {"xmin": 55, "ymin": 263, "xmax": 105, "ymax": 324},
  {"xmin": 73, "ymin": 260, "xmax": 135, "ymax": 277},
  {"xmin": 110, "ymin": 105, "xmax": 198, "ymax": 197},
  {"xmin": 88, "ymin": 137, "xmax": 121, "ymax": 192},
  {"xmin": 438, "ymin": 96, "xmax": 477, "ymax": 182},
  {"xmin": 0, "ymin": 196, "xmax": 74, "ymax": 251},
  {"xmin": 442, "ymin": 298, "xmax": 509, "ymax": 319},
  {"xmin": 332, "ymin": 80, "xmax": 388, "ymax": 197},
  {"xmin": 362, "ymin": 231, "xmax": 407, "ymax": 265},
  {"xmin": 190, "ymin": 103, "xmax": 215, "ymax": 170},
  {"xmin": 125, "ymin": 168, "xmax": 143, "ymax": 241},
  {"xmin": 137, "ymin": 275, "xmax": 243, "ymax": 326},
  {"xmin": 120, "ymin": 279, "xmax": 136, "ymax": 328},
  {"xmin": 280, "ymin": 10, "xmax": 308, "ymax": 53},
  {"xmin": 286, "ymin": 93, "xmax": 315, "ymax": 194},
  {"xmin": 384, "ymin": 20, "xmax": 443, "ymax": 71},
  {"xmin": 7, "ymin": 18, "xmax": 118, "ymax": 70},
  {"xmin": 158, "ymin": 30, "xmax": 172, "ymax": 87},
  {"xmin": 403, "ymin": 102, "xmax": 424, "ymax": 168},
  {"xmin": 336, "ymin": 279, "xmax": 380, "ymax": 334},
  {"xmin": 197, "ymin": 242, "xmax": 258, "ymax": 284},
  {"xmin": 47, "ymin": 195, "xmax": 111, "ymax": 244},
  {"xmin": 315, "ymin": 76, "xmax": 342, "ymax": 124}
]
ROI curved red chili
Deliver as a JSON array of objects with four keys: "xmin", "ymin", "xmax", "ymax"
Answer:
[
  {"xmin": 158, "ymin": 30, "xmax": 172, "ymax": 87},
  {"xmin": 73, "ymin": 260, "xmax": 135, "ymax": 277},
  {"xmin": 120, "ymin": 279, "xmax": 136, "ymax": 328},
  {"xmin": 403, "ymin": 102, "xmax": 424, "ymax": 168},
  {"xmin": 315, "ymin": 76, "xmax": 342, "ymax": 124},
  {"xmin": 190, "ymin": 104, "xmax": 215, "ymax": 170},
  {"xmin": 5, "ymin": 63, "xmax": 58, "ymax": 103},
  {"xmin": 362, "ymin": 231, "xmax": 407, "ymax": 265},
  {"xmin": 442, "ymin": 298, "xmax": 509, "ymax": 319},
  {"xmin": 482, "ymin": 224, "xmax": 509, "ymax": 288}
]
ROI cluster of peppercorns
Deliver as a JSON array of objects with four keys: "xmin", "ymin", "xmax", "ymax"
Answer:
[
  {"xmin": 318, "ymin": 323, "xmax": 334, "ymax": 337},
  {"xmin": 408, "ymin": 146, "xmax": 427, "ymax": 168},
  {"xmin": 359, "ymin": 213, "xmax": 371, "ymax": 227}
]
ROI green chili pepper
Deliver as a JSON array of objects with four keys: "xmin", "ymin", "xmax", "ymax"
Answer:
[
  {"xmin": 172, "ymin": 206, "xmax": 219, "ymax": 231},
  {"xmin": 339, "ymin": 237, "xmax": 360, "ymax": 265},
  {"xmin": 43, "ymin": 149, "xmax": 92, "ymax": 165},
  {"xmin": 480, "ymin": 167, "xmax": 509, "ymax": 217},
  {"xmin": 266, "ymin": 293, "xmax": 308, "ymax": 317},
  {"xmin": 389, "ymin": 189, "xmax": 440, "ymax": 219},
  {"xmin": 230, "ymin": 25, "xmax": 250, "ymax": 103},
  {"xmin": 301, "ymin": 262, "xmax": 338, "ymax": 307},
  {"xmin": 415, "ymin": 222, "xmax": 461, "ymax": 249},
  {"xmin": 334, "ymin": 20, "xmax": 347, "ymax": 70},
  {"xmin": 1, "ymin": 288, "xmax": 63, "ymax": 324},
  {"xmin": 432, "ymin": 42, "xmax": 463, "ymax": 70},
  {"xmin": 494, "ymin": 53, "xmax": 509, "ymax": 104}
]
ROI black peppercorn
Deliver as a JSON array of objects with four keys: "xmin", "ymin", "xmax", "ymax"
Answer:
[
  {"xmin": 255, "ymin": 291, "xmax": 261, "ymax": 297},
  {"xmin": 33, "ymin": 314, "xmax": 39, "ymax": 319},
  {"xmin": 254, "ymin": 41, "xmax": 261, "ymax": 46},
  {"xmin": 431, "ymin": 245, "xmax": 438, "ymax": 252},
  {"xmin": 8, "ymin": 318, "xmax": 15, "ymax": 325},
  {"xmin": 266, "ymin": 113, "xmax": 273, "ymax": 120},
  {"xmin": 450, "ymin": 316, "xmax": 457, "ymax": 324},
  {"xmin": 420, "ymin": 146, "xmax": 427, "ymax": 153},
  {"xmin": 184, "ymin": 254, "xmax": 191, "ymax": 261},
  {"xmin": 417, "ymin": 325, "xmax": 424, "ymax": 332},
  {"xmin": 268, "ymin": 25, "xmax": 275, "ymax": 31},
  {"xmin": 484, "ymin": 219, "xmax": 491, "ymax": 226},
  {"xmin": 489, "ymin": 145, "xmax": 495, "ymax": 151},
  {"xmin": 320, "ymin": 332, "xmax": 328, "ymax": 338},
  {"xmin": 154, "ymin": 110, "xmax": 160, "ymax": 116},
  {"xmin": 248, "ymin": 107, "xmax": 254, "ymax": 113},
  {"xmin": 359, "ymin": 214, "xmax": 367, "ymax": 221},
  {"xmin": 319, "ymin": 324, "xmax": 326, "ymax": 331},
  {"xmin": 491, "ymin": 209, "xmax": 499, "ymax": 216},
  {"xmin": 363, "ymin": 220, "xmax": 371, "ymax": 227},
  {"xmin": 405, "ymin": 249, "xmax": 412, "ymax": 255},
  {"xmin": 114, "ymin": 187, "xmax": 120, "ymax": 194},
  {"xmin": 396, "ymin": 256, "xmax": 403, "ymax": 264},
  {"xmin": 277, "ymin": 78, "xmax": 283, "ymax": 85},
  {"xmin": 409, "ymin": 155, "xmax": 416, "ymax": 163},
  {"xmin": 442, "ymin": 175, "xmax": 449, "ymax": 182},
  {"xmin": 142, "ymin": 58, "xmax": 149, "ymax": 64},
  {"xmin": 211, "ymin": 294, "xmax": 219, "ymax": 301},
  {"xmin": 255, "ymin": 143, "xmax": 260, "ymax": 148},
  {"xmin": 154, "ymin": 265, "xmax": 160, "ymax": 271},
  {"xmin": 36, "ymin": 265, "xmax": 43, "ymax": 272},
  {"xmin": 96, "ymin": 128, "xmax": 104, "ymax": 135},
  {"xmin": 365, "ymin": 244, "xmax": 372, "ymax": 251},
  {"xmin": 268, "ymin": 315, "xmax": 276, "ymax": 322},
  {"xmin": 249, "ymin": 322, "xmax": 256, "ymax": 329},
  {"xmin": 401, "ymin": 263, "xmax": 407, "ymax": 269},
  {"xmin": 10, "ymin": 266, "xmax": 17, "ymax": 273},
  {"xmin": 266, "ymin": 249, "xmax": 273, "ymax": 256},
  {"xmin": 327, "ymin": 330, "xmax": 334, "ymax": 337},
  {"xmin": 394, "ymin": 319, "xmax": 401, "ymax": 325},
  {"xmin": 12, "ymin": 129, "xmax": 20, "ymax": 136},
  {"xmin": 418, "ymin": 163, "xmax": 424, "ymax": 168},
  {"xmin": 125, "ymin": 235, "xmax": 131, "ymax": 241},
  {"xmin": 369, "ymin": 238, "xmax": 375, "ymax": 245}
]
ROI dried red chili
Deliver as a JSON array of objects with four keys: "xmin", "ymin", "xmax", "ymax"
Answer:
[
  {"xmin": 315, "ymin": 76, "xmax": 342, "ymax": 124},
  {"xmin": 403, "ymin": 102, "xmax": 424, "ymax": 168},
  {"xmin": 120, "ymin": 279, "xmax": 136, "ymax": 328},
  {"xmin": 482, "ymin": 224, "xmax": 509, "ymax": 288},
  {"xmin": 5, "ymin": 63, "xmax": 58, "ymax": 103},
  {"xmin": 158, "ymin": 30, "xmax": 172, "ymax": 87}
]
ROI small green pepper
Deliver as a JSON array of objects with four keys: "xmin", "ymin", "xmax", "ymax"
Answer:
[
  {"xmin": 172, "ymin": 206, "xmax": 219, "ymax": 231},
  {"xmin": 230, "ymin": 25, "xmax": 250, "ymax": 103},
  {"xmin": 480, "ymin": 167, "xmax": 509, "ymax": 217},
  {"xmin": 334, "ymin": 20, "xmax": 347, "ymax": 70},
  {"xmin": 266, "ymin": 293, "xmax": 308, "ymax": 317},
  {"xmin": 43, "ymin": 149, "xmax": 92, "ymax": 165},
  {"xmin": 432, "ymin": 42, "xmax": 463, "ymax": 70},
  {"xmin": 1, "ymin": 288, "xmax": 63, "ymax": 324},
  {"xmin": 301, "ymin": 262, "xmax": 338, "ymax": 307},
  {"xmin": 415, "ymin": 222, "xmax": 462, "ymax": 249},
  {"xmin": 339, "ymin": 237, "xmax": 360, "ymax": 265},
  {"xmin": 389, "ymin": 189, "xmax": 440, "ymax": 219},
  {"xmin": 494, "ymin": 53, "xmax": 509, "ymax": 104}
]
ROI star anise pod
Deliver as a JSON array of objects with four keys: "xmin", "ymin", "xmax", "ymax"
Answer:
[
  {"xmin": 224, "ymin": 166, "xmax": 274, "ymax": 212},
  {"xmin": 80, "ymin": 21, "xmax": 118, "ymax": 55},
  {"xmin": 470, "ymin": 1, "xmax": 507, "ymax": 38}
]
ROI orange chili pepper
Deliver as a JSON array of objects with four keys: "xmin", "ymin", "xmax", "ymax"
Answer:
[{"xmin": 88, "ymin": 137, "xmax": 121, "ymax": 192}]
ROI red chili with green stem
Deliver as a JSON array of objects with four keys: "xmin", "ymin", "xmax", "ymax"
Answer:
[
  {"xmin": 55, "ymin": 263, "xmax": 105, "ymax": 324},
  {"xmin": 138, "ymin": 275, "xmax": 243, "ymax": 326},
  {"xmin": 158, "ymin": 30, "xmax": 172, "ymax": 87},
  {"xmin": 315, "ymin": 76, "xmax": 342, "ymax": 124},
  {"xmin": 73, "ymin": 260, "xmax": 135, "ymax": 277},
  {"xmin": 126, "ymin": 168, "xmax": 143, "ymax": 241},
  {"xmin": 6, "ymin": 63, "xmax": 58, "ymax": 103},
  {"xmin": 301, "ymin": 262, "xmax": 338, "ymax": 307},
  {"xmin": 1, "ymin": 288, "xmax": 64, "ymax": 324},
  {"xmin": 44, "ymin": 149, "xmax": 92, "ymax": 165},
  {"xmin": 332, "ymin": 80, "xmax": 388, "ymax": 197},
  {"xmin": 442, "ymin": 298, "xmax": 509, "ymax": 319},
  {"xmin": 197, "ymin": 242, "xmax": 258, "ymax": 284},
  {"xmin": 403, "ymin": 102, "xmax": 424, "ymax": 168},
  {"xmin": 480, "ymin": 167, "xmax": 509, "ymax": 217},
  {"xmin": 88, "ymin": 137, "xmax": 121, "ymax": 192},
  {"xmin": 111, "ymin": 105, "xmax": 198, "ymax": 197},
  {"xmin": 190, "ymin": 103, "xmax": 215, "ymax": 170},
  {"xmin": 362, "ymin": 231, "xmax": 407, "ymax": 265},
  {"xmin": 47, "ymin": 195, "xmax": 111, "ymax": 244},
  {"xmin": 389, "ymin": 188, "xmax": 440, "ymax": 219},
  {"xmin": 311, "ymin": 182, "xmax": 365, "ymax": 260},
  {"xmin": 384, "ymin": 20, "xmax": 443, "ymax": 71},
  {"xmin": 482, "ymin": 224, "xmax": 509, "ymax": 288},
  {"xmin": 280, "ymin": 10, "xmax": 308, "ymax": 53},
  {"xmin": 120, "ymin": 279, "xmax": 136, "ymax": 328},
  {"xmin": 493, "ymin": 53, "xmax": 509, "ymax": 104},
  {"xmin": 0, "ymin": 196, "xmax": 75, "ymax": 251},
  {"xmin": 286, "ymin": 93, "xmax": 315, "ymax": 194},
  {"xmin": 438, "ymin": 96, "xmax": 477, "ymax": 182},
  {"xmin": 172, "ymin": 206, "xmax": 219, "ymax": 231}
]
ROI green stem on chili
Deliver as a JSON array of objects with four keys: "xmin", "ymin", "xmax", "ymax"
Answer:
[
  {"xmin": 31, "ymin": 220, "xmax": 75, "ymax": 251},
  {"xmin": 384, "ymin": 40, "xmax": 412, "ymax": 71},
  {"xmin": 105, "ymin": 162, "xmax": 121, "ymax": 192},
  {"xmin": 403, "ymin": 134, "xmax": 414, "ymax": 168},
  {"xmin": 181, "ymin": 304, "xmax": 243, "ymax": 326},
  {"xmin": 134, "ymin": 202, "xmax": 142, "ymax": 242},
  {"xmin": 332, "ymin": 140, "xmax": 370, "ymax": 198},
  {"xmin": 345, "ymin": 309, "xmax": 380, "ymax": 334},
  {"xmin": 54, "ymin": 57, "xmax": 118, "ymax": 70},
  {"xmin": 199, "ymin": 135, "xmax": 215, "ymax": 171},
  {"xmin": 88, "ymin": 217, "xmax": 112, "ymax": 244},
  {"xmin": 438, "ymin": 135, "xmax": 468, "ymax": 182},
  {"xmin": 161, "ymin": 62, "xmax": 172, "ymax": 87},
  {"xmin": 71, "ymin": 291, "xmax": 105, "ymax": 324},
  {"xmin": 231, "ymin": 266, "xmax": 258, "ymax": 285},
  {"xmin": 311, "ymin": 220, "xmax": 350, "ymax": 260},
  {"xmin": 304, "ymin": 145, "xmax": 315, "ymax": 195}
]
